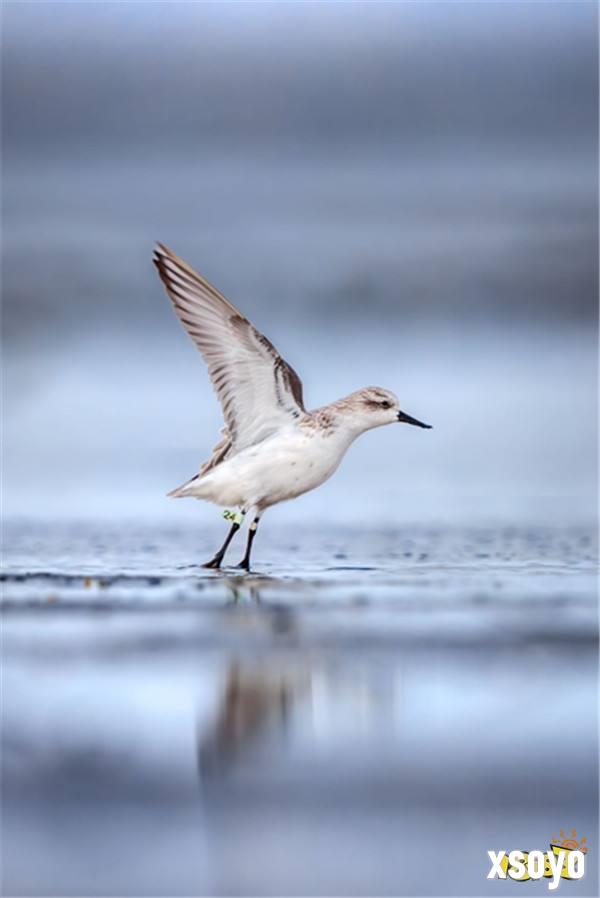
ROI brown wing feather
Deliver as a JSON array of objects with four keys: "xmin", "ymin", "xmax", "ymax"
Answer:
[{"xmin": 200, "ymin": 427, "xmax": 233, "ymax": 474}]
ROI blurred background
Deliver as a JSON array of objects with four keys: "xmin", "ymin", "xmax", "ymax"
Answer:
[
  {"xmin": 2, "ymin": 3, "xmax": 598, "ymax": 897},
  {"xmin": 2, "ymin": 0, "xmax": 597, "ymax": 526}
]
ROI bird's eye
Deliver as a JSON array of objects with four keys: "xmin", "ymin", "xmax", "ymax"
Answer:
[{"xmin": 381, "ymin": 400, "xmax": 391, "ymax": 409}]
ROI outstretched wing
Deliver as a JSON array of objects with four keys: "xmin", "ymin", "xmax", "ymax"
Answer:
[{"xmin": 153, "ymin": 244, "xmax": 306, "ymax": 463}]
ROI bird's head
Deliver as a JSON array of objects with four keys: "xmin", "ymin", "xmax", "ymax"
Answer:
[{"xmin": 344, "ymin": 386, "xmax": 432, "ymax": 433}]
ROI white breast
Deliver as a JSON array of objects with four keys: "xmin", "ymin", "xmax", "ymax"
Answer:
[{"xmin": 188, "ymin": 425, "xmax": 352, "ymax": 510}]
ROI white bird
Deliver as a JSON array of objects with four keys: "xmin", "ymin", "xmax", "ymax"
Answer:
[{"xmin": 154, "ymin": 243, "xmax": 432, "ymax": 570}]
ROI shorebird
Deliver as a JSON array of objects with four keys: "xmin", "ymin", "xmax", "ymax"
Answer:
[{"xmin": 154, "ymin": 244, "xmax": 432, "ymax": 570}]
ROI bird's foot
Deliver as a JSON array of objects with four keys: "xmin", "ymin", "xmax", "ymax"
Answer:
[
  {"xmin": 235, "ymin": 559, "xmax": 251, "ymax": 572},
  {"xmin": 202, "ymin": 556, "xmax": 223, "ymax": 569}
]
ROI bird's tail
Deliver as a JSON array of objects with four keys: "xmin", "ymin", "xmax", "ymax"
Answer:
[{"xmin": 167, "ymin": 474, "xmax": 200, "ymax": 498}]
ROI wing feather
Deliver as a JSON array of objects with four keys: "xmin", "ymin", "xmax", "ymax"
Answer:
[{"xmin": 153, "ymin": 244, "xmax": 305, "ymax": 468}]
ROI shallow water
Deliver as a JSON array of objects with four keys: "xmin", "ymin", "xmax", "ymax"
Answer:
[{"xmin": 1, "ymin": 521, "xmax": 597, "ymax": 896}]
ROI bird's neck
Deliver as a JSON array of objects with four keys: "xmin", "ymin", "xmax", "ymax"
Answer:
[{"xmin": 308, "ymin": 402, "xmax": 372, "ymax": 445}]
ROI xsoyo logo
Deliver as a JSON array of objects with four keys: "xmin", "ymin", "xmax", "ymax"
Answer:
[{"xmin": 487, "ymin": 829, "xmax": 588, "ymax": 890}]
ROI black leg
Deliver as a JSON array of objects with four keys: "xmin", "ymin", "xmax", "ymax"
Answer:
[
  {"xmin": 236, "ymin": 516, "xmax": 260, "ymax": 571},
  {"xmin": 202, "ymin": 520, "xmax": 241, "ymax": 569}
]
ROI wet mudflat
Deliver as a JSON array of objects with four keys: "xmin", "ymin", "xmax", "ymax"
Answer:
[{"xmin": 1, "ymin": 521, "xmax": 598, "ymax": 897}]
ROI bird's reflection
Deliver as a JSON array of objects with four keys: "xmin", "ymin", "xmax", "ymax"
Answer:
[
  {"xmin": 197, "ymin": 648, "xmax": 404, "ymax": 783},
  {"xmin": 197, "ymin": 585, "xmax": 306, "ymax": 775},
  {"xmin": 217, "ymin": 573, "xmax": 263, "ymax": 604},
  {"xmin": 195, "ymin": 646, "xmax": 409, "ymax": 895},
  {"xmin": 217, "ymin": 572, "xmax": 296, "ymax": 605},
  {"xmin": 197, "ymin": 656, "xmax": 310, "ymax": 776}
]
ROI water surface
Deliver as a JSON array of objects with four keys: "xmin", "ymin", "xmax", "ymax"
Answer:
[{"xmin": 2, "ymin": 521, "xmax": 597, "ymax": 896}]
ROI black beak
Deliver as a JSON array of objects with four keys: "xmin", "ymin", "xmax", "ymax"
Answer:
[{"xmin": 397, "ymin": 410, "xmax": 432, "ymax": 429}]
